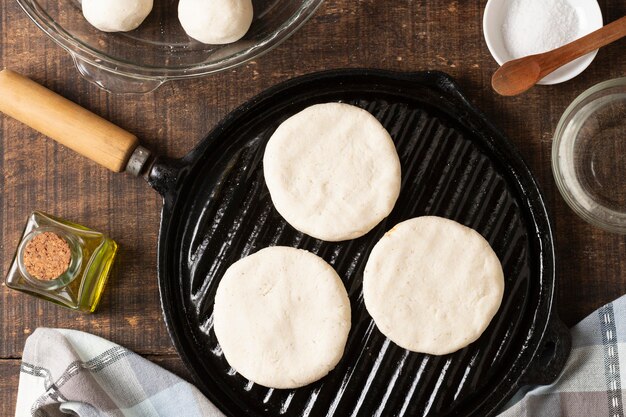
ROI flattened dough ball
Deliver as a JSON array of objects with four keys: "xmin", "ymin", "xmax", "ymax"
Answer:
[
  {"xmin": 363, "ymin": 216, "xmax": 505, "ymax": 355},
  {"xmin": 263, "ymin": 103, "xmax": 401, "ymax": 242},
  {"xmin": 178, "ymin": 0, "xmax": 253, "ymax": 44},
  {"xmin": 213, "ymin": 247, "xmax": 351, "ymax": 389},
  {"xmin": 82, "ymin": 0, "xmax": 153, "ymax": 32}
]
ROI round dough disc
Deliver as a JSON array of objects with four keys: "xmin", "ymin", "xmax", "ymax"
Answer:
[
  {"xmin": 363, "ymin": 216, "xmax": 505, "ymax": 355},
  {"xmin": 263, "ymin": 102, "xmax": 401, "ymax": 242},
  {"xmin": 213, "ymin": 246, "xmax": 351, "ymax": 389}
]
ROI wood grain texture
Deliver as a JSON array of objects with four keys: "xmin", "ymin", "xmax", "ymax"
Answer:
[
  {"xmin": 0, "ymin": 360, "xmax": 20, "ymax": 414},
  {"xmin": 1, "ymin": 1, "xmax": 626, "ymax": 416}
]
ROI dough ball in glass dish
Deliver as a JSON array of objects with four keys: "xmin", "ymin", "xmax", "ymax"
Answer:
[
  {"xmin": 82, "ymin": 0, "xmax": 154, "ymax": 32},
  {"xmin": 178, "ymin": 0, "xmax": 254, "ymax": 44}
]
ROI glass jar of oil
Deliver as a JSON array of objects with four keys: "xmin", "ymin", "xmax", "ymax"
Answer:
[{"xmin": 5, "ymin": 211, "xmax": 118, "ymax": 313}]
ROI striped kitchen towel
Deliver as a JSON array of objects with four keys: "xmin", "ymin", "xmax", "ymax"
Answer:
[
  {"xmin": 15, "ymin": 328, "xmax": 224, "ymax": 417},
  {"xmin": 499, "ymin": 296, "xmax": 626, "ymax": 417},
  {"xmin": 15, "ymin": 295, "xmax": 626, "ymax": 416}
]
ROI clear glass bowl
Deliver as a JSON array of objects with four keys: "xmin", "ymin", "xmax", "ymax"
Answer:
[
  {"xmin": 16, "ymin": 0, "xmax": 323, "ymax": 93},
  {"xmin": 552, "ymin": 78, "xmax": 626, "ymax": 233}
]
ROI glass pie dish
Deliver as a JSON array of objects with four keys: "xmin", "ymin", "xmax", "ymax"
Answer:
[
  {"xmin": 16, "ymin": 0, "xmax": 323, "ymax": 93},
  {"xmin": 552, "ymin": 78, "xmax": 626, "ymax": 233}
]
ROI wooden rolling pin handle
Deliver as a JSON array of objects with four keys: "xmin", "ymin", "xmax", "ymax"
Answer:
[{"xmin": 0, "ymin": 69, "xmax": 139, "ymax": 173}]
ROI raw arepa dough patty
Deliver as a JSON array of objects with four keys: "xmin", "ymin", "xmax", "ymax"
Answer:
[
  {"xmin": 263, "ymin": 102, "xmax": 401, "ymax": 242},
  {"xmin": 213, "ymin": 246, "xmax": 351, "ymax": 389},
  {"xmin": 363, "ymin": 216, "xmax": 505, "ymax": 355}
]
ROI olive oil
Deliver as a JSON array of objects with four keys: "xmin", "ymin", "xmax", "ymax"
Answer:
[{"xmin": 5, "ymin": 211, "xmax": 118, "ymax": 313}]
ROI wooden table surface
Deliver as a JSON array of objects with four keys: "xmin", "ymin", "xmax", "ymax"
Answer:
[{"xmin": 1, "ymin": 1, "xmax": 625, "ymax": 415}]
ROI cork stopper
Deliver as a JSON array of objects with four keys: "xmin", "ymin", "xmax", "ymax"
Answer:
[{"xmin": 23, "ymin": 232, "xmax": 72, "ymax": 280}]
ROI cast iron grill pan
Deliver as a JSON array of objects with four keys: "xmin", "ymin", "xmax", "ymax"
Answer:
[
  {"xmin": 153, "ymin": 70, "xmax": 570, "ymax": 417},
  {"xmin": 0, "ymin": 70, "xmax": 568, "ymax": 416}
]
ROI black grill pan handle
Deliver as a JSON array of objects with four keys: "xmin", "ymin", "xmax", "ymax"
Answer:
[
  {"xmin": 520, "ymin": 316, "xmax": 571, "ymax": 386},
  {"xmin": 146, "ymin": 157, "xmax": 187, "ymax": 201}
]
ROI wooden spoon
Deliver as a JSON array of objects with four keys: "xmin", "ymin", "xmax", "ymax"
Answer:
[{"xmin": 492, "ymin": 15, "xmax": 626, "ymax": 96}]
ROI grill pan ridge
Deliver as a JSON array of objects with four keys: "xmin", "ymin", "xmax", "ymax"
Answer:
[{"xmin": 153, "ymin": 70, "xmax": 569, "ymax": 417}]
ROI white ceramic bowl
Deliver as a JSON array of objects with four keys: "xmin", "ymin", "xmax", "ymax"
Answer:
[{"xmin": 483, "ymin": 0, "xmax": 603, "ymax": 85}]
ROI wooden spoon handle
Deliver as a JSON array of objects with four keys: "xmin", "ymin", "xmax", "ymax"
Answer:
[
  {"xmin": 0, "ymin": 69, "xmax": 139, "ymax": 172},
  {"xmin": 540, "ymin": 15, "xmax": 626, "ymax": 77}
]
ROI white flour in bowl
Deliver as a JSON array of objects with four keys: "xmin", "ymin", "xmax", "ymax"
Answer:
[{"xmin": 502, "ymin": 0, "xmax": 581, "ymax": 58}]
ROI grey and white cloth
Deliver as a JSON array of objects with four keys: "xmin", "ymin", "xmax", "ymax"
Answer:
[
  {"xmin": 500, "ymin": 295, "xmax": 626, "ymax": 417},
  {"xmin": 15, "ymin": 328, "xmax": 223, "ymax": 417},
  {"xmin": 15, "ymin": 296, "xmax": 626, "ymax": 416}
]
